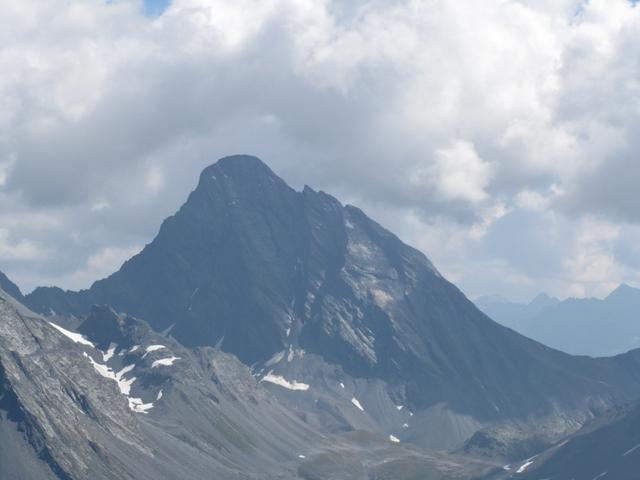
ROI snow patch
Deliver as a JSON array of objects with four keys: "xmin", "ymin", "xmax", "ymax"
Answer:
[
  {"xmin": 402, "ymin": 423, "xmax": 408, "ymax": 428},
  {"xmin": 152, "ymin": 356, "xmax": 181, "ymax": 368},
  {"xmin": 128, "ymin": 397, "xmax": 153, "ymax": 413},
  {"xmin": 351, "ymin": 397, "xmax": 364, "ymax": 411},
  {"xmin": 396, "ymin": 405, "xmax": 404, "ymax": 411},
  {"xmin": 129, "ymin": 345, "xmax": 140, "ymax": 353},
  {"xmin": 83, "ymin": 353, "xmax": 138, "ymax": 401},
  {"xmin": 142, "ymin": 345, "xmax": 166, "ymax": 358},
  {"xmin": 298, "ymin": 455, "xmax": 306, "ymax": 459},
  {"xmin": 261, "ymin": 371, "xmax": 309, "ymax": 391},
  {"xmin": 516, "ymin": 457, "xmax": 536, "ymax": 473},
  {"xmin": 102, "ymin": 343, "xmax": 117, "ymax": 362},
  {"xmin": 389, "ymin": 435, "xmax": 400, "ymax": 443},
  {"xmin": 49, "ymin": 322, "xmax": 94, "ymax": 347},
  {"xmin": 340, "ymin": 382, "xmax": 345, "ymax": 388},
  {"xmin": 156, "ymin": 389, "xmax": 163, "ymax": 401}
]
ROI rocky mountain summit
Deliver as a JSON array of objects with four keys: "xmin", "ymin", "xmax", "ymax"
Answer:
[{"xmin": 4, "ymin": 155, "xmax": 640, "ymax": 477}]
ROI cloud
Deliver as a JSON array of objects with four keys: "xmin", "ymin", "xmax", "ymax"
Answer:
[
  {"xmin": 64, "ymin": 245, "xmax": 143, "ymax": 290},
  {"xmin": 0, "ymin": 0, "xmax": 639, "ymax": 300},
  {"xmin": 430, "ymin": 141, "xmax": 495, "ymax": 205}
]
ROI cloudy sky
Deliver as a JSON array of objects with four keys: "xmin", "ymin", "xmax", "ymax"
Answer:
[{"xmin": 1, "ymin": 0, "xmax": 639, "ymax": 302}]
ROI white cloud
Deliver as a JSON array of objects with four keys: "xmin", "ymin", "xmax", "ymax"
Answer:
[
  {"xmin": 64, "ymin": 245, "xmax": 143, "ymax": 290},
  {"xmin": 0, "ymin": 228, "xmax": 48, "ymax": 262},
  {"xmin": 0, "ymin": 0, "xmax": 639, "ymax": 299},
  {"xmin": 430, "ymin": 141, "xmax": 495, "ymax": 204}
]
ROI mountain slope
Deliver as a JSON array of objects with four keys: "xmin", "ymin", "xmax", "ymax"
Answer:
[
  {"xmin": 477, "ymin": 285, "xmax": 640, "ymax": 356},
  {"xmin": 1, "ymin": 288, "xmax": 499, "ymax": 479},
  {"xmin": 23, "ymin": 155, "xmax": 640, "ymax": 453},
  {"xmin": 0, "ymin": 269, "xmax": 23, "ymax": 302},
  {"xmin": 496, "ymin": 400, "xmax": 640, "ymax": 479}
]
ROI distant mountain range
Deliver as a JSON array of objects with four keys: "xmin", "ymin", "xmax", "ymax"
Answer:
[
  {"xmin": 476, "ymin": 284, "xmax": 640, "ymax": 357},
  {"xmin": 2, "ymin": 155, "xmax": 640, "ymax": 479}
]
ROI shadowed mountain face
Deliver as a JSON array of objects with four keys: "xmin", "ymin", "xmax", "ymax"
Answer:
[
  {"xmin": 0, "ymin": 270, "xmax": 23, "ymax": 302},
  {"xmin": 22, "ymin": 156, "xmax": 640, "ymax": 447},
  {"xmin": 494, "ymin": 400, "xmax": 640, "ymax": 480},
  {"xmin": 477, "ymin": 285, "xmax": 640, "ymax": 357},
  {"xmin": 0, "ymin": 289, "xmax": 499, "ymax": 480}
]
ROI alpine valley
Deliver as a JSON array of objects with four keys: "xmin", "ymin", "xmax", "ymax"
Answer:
[{"xmin": 2, "ymin": 156, "xmax": 640, "ymax": 479}]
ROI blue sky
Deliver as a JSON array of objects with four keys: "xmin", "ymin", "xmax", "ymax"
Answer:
[{"xmin": 143, "ymin": 0, "xmax": 171, "ymax": 16}]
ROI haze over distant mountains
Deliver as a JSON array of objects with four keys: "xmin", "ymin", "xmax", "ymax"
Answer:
[
  {"xmin": 476, "ymin": 284, "xmax": 640, "ymax": 357},
  {"xmin": 2, "ymin": 156, "xmax": 640, "ymax": 479}
]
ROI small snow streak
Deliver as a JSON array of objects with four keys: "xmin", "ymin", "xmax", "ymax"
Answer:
[
  {"xmin": 49, "ymin": 322, "xmax": 94, "ymax": 347},
  {"xmin": 351, "ymin": 397, "xmax": 364, "ymax": 411},
  {"xmin": 389, "ymin": 435, "xmax": 400, "ymax": 443},
  {"xmin": 151, "ymin": 356, "xmax": 181, "ymax": 368},
  {"xmin": 103, "ymin": 343, "xmax": 117, "ymax": 362},
  {"xmin": 516, "ymin": 457, "xmax": 536, "ymax": 473},
  {"xmin": 623, "ymin": 443, "xmax": 640, "ymax": 456},
  {"xmin": 142, "ymin": 345, "xmax": 167, "ymax": 358},
  {"xmin": 128, "ymin": 397, "xmax": 153, "ymax": 413},
  {"xmin": 261, "ymin": 371, "xmax": 309, "ymax": 391}
]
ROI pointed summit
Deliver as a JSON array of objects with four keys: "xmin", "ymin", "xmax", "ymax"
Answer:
[
  {"xmin": 23, "ymin": 155, "xmax": 640, "ymax": 453},
  {"xmin": 529, "ymin": 292, "xmax": 559, "ymax": 309},
  {"xmin": 606, "ymin": 283, "xmax": 640, "ymax": 302},
  {"xmin": 197, "ymin": 154, "xmax": 290, "ymax": 195},
  {"xmin": 0, "ymin": 270, "xmax": 23, "ymax": 302}
]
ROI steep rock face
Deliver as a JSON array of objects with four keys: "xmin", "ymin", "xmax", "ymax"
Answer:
[
  {"xmin": 0, "ymin": 290, "xmax": 145, "ymax": 479},
  {"xmin": 0, "ymin": 289, "xmax": 320, "ymax": 479},
  {"xmin": 0, "ymin": 270, "xmax": 23, "ymax": 302},
  {"xmin": 23, "ymin": 156, "xmax": 640, "ymax": 448}
]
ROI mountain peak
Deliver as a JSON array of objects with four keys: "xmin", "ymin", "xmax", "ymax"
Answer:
[
  {"xmin": 0, "ymin": 269, "xmax": 23, "ymax": 302},
  {"xmin": 606, "ymin": 283, "xmax": 640, "ymax": 302},
  {"xmin": 529, "ymin": 292, "xmax": 558, "ymax": 308},
  {"xmin": 193, "ymin": 154, "xmax": 294, "ymax": 208},
  {"xmin": 200, "ymin": 154, "xmax": 280, "ymax": 184}
]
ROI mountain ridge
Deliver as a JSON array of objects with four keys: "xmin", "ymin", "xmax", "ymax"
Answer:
[
  {"xmin": 20, "ymin": 155, "xmax": 640, "ymax": 454},
  {"xmin": 477, "ymin": 284, "xmax": 640, "ymax": 356}
]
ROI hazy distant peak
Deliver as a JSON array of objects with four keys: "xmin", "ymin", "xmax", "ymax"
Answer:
[
  {"xmin": 605, "ymin": 283, "xmax": 640, "ymax": 302},
  {"xmin": 529, "ymin": 292, "xmax": 559, "ymax": 308}
]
